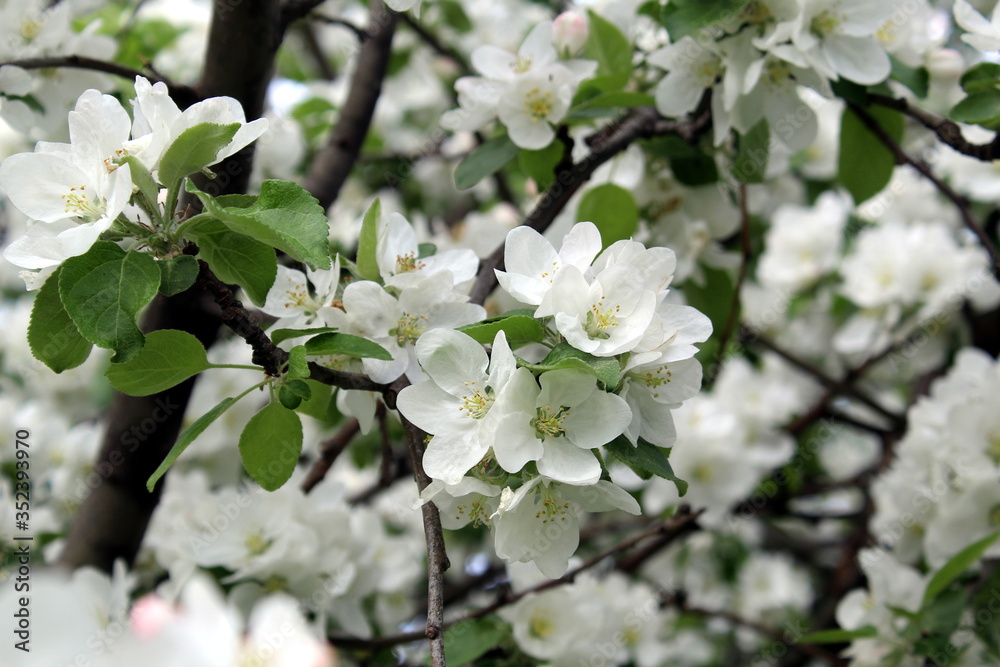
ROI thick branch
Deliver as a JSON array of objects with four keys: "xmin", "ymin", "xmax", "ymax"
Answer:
[
  {"xmin": 302, "ymin": 0, "xmax": 397, "ymax": 209},
  {"xmin": 869, "ymin": 93, "xmax": 1000, "ymax": 161},
  {"xmin": 1, "ymin": 55, "xmax": 198, "ymax": 107},
  {"xmin": 468, "ymin": 107, "xmax": 712, "ymax": 305}
]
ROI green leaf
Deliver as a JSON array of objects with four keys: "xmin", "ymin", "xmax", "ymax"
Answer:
[
  {"xmin": 518, "ymin": 142, "xmax": 564, "ymax": 190},
  {"xmin": 583, "ymin": 10, "xmax": 632, "ymax": 90},
  {"xmin": 797, "ymin": 626, "xmax": 878, "ymax": 645},
  {"xmin": 270, "ymin": 326, "xmax": 339, "ymax": 345},
  {"xmin": 59, "ymin": 242, "xmax": 161, "ymax": 363},
  {"xmin": 157, "ymin": 122, "xmax": 240, "ymax": 188},
  {"xmin": 278, "ymin": 379, "xmax": 312, "ymax": 410},
  {"xmin": 189, "ymin": 220, "xmax": 277, "ymax": 307},
  {"xmin": 890, "ymin": 56, "xmax": 929, "ymax": 99},
  {"xmin": 27, "ymin": 267, "xmax": 92, "ymax": 373},
  {"xmin": 455, "ymin": 135, "xmax": 520, "ymax": 190},
  {"xmin": 838, "ymin": 106, "xmax": 903, "ymax": 204},
  {"xmin": 733, "ymin": 119, "xmax": 770, "ymax": 183},
  {"xmin": 105, "ymin": 329, "xmax": 210, "ymax": 396},
  {"xmin": 287, "ymin": 345, "xmax": 310, "ymax": 379},
  {"xmin": 972, "ymin": 567, "xmax": 1000, "ymax": 655},
  {"xmin": 157, "ymin": 254, "xmax": 199, "ymax": 296},
  {"xmin": 660, "ymin": 0, "xmax": 749, "ymax": 40},
  {"xmin": 304, "ymin": 332, "xmax": 393, "ymax": 360},
  {"xmin": 457, "ymin": 315, "xmax": 545, "ymax": 348},
  {"xmin": 923, "ymin": 531, "xmax": 1000, "ymax": 605},
  {"xmin": 949, "ymin": 90, "xmax": 1000, "ymax": 130},
  {"xmin": 960, "ymin": 62, "xmax": 1000, "ymax": 95},
  {"xmin": 918, "ymin": 587, "xmax": 967, "ymax": 638},
  {"xmin": 417, "ymin": 242, "xmax": 436, "ymax": 259},
  {"xmin": 147, "ymin": 395, "xmax": 240, "ymax": 491},
  {"xmin": 519, "ymin": 342, "xmax": 621, "ymax": 390},
  {"xmin": 294, "ymin": 380, "xmax": 334, "ymax": 421},
  {"xmin": 576, "ymin": 183, "xmax": 638, "ymax": 248},
  {"xmin": 671, "ymin": 150, "xmax": 719, "ymax": 186},
  {"xmin": 438, "ymin": 0, "xmax": 473, "ymax": 32},
  {"xmin": 605, "ymin": 436, "xmax": 687, "ymax": 496},
  {"xmin": 239, "ymin": 400, "xmax": 303, "ymax": 491},
  {"xmin": 187, "ymin": 179, "xmax": 332, "ymax": 269},
  {"xmin": 439, "ymin": 616, "xmax": 508, "ymax": 666},
  {"xmin": 357, "ymin": 198, "xmax": 381, "ymax": 282}
]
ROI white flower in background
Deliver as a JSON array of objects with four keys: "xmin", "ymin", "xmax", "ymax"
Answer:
[
  {"xmin": 785, "ymin": 0, "xmax": 895, "ymax": 85},
  {"xmin": 376, "ymin": 211, "xmax": 478, "ymax": 288},
  {"xmin": 619, "ymin": 356, "xmax": 702, "ymax": 447},
  {"xmin": 953, "ymin": 0, "xmax": 1000, "ymax": 51},
  {"xmin": 648, "ymin": 37, "xmax": 723, "ymax": 118},
  {"xmin": 397, "ymin": 328, "xmax": 524, "ymax": 485},
  {"xmin": 496, "ymin": 65, "xmax": 576, "ymax": 149},
  {"xmin": 491, "ymin": 476, "xmax": 640, "ymax": 577},
  {"xmin": 496, "ymin": 221, "xmax": 602, "ymax": 306},
  {"xmin": 758, "ymin": 191, "xmax": 848, "ymax": 293},
  {"xmin": 1, "ymin": 89, "xmax": 133, "ymax": 272},
  {"xmin": 492, "ymin": 369, "xmax": 631, "ymax": 484}
]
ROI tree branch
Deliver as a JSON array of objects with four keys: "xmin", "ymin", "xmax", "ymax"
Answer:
[
  {"xmin": 302, "ymin": 0, "xmax": 397, "ymax": 209},
  {"xmin": 301, "ymin": 417, "xmax": 362, "ymax": 493},
  {"xmin": 1, "ymin": 55, "xmax": 199, "ymax": 107},
  {"xmin": 869, "ymin": 93, "xmax": 1000, "ymax": 162}
]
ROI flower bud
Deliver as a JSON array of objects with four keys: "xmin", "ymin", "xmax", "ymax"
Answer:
[{"xmin": 553, "ymin": 12, "xmax": 588, "ymax": 58}]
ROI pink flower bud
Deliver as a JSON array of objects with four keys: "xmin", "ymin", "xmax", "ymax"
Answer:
[
  {"xmin": 553, "ymin": 12, "xmax": 588, "ymax": 57},
  {"xmin": 130, "ymin": 594, "xmax": 178, "ymax": 640}
]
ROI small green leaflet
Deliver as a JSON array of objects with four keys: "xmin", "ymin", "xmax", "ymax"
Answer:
[
  {"xmin": 457, "ymin": 314, "xmax": 545, "ymax": 348},
  {"xmin": 294, "ymin": 380, "xmax": 335, "ymax": 422},
  {"xmin": 120, "ymin": 155, "xmax": 161, "ymax": 216},
  {"xmin": 518, "ymin": 342, "xmax": 621, "ymax": 390},
  {"xmin": 59, "ymin": 242, "xmax": 161, "ymax": 363},
  {"xmin": 660, "ymin": 0, "xmax": 750, "ymax": 40},
  {"xmin": 797, "ymin": 626, "xmax": 877, "ymax": 645},
  {"xmin": 157, "ymin": 122, "xmax": 239, "ymax": 188},
  {"xmin": 157, "ymin": 254, "xmax": 199, "ymax": 296},
  {"xmin": 270, "ymin": 326, "xmax": 338, "ymax": 345},
  {"xmin": 949, "ymin": 90, "xmax": 1000, "ymax": 131},
  {"xmin": 889, "ymin": 55, "xmax": 929, "ymax": 99},
  {"xmin": 239, "ymin": 400, "xmax": 303, "ymax": 491},
  {"xmin": 518, "ymin": 142, "xmax": 564, "ymax": 190},
  {"xmin": 278, "ymin": 379, "xmax": 312, "ymax": 410},
  {"xmin": 959, "ymin": 62, "xmax": 1000, "ymax": 95},
  {"xmin": 357, "ymin": 198, "xmax": 381, "ymax": 282},
  {"xmin": 455, "ymin": 135, "xmax": 519, "ymax": 190},
  {"xmin": 147, "ymin": 395, "xmax": 240, "ymax": 491},
  {"xmin": 605, "ymin": 436, "xmax": 687, "ymax": 496},
  {"xmin": 838, "ymin": 105, "xmax": 904, "ymax": 204},
  {"xmin": 27, "ymin": 266, "xmax": 92, "ymax": 373},
  {"xmin": 187, "ymin": 179, "xmax": 332, "ymax": 269},
  {"xmin": 189, "ymin": 219, "xmax": 277, "ymax": 307},
  {"xmin": 733, "ymin": 119, "xmax": 770, "ymax": 184},
  {"xmin": 304, "ymin": 332, "xmax": 393, "ymax": 360},
  {"xmin": 922, "ymin": 530, "xmax": 1000, "ymax": 605},
  {"xmin": 287, "ymin": 345, "xmax": 310, "ymax": 379},
  {"xmin": 576, "ymin": 183, "xmax": 638, "ymax": 249},
  {"xmin": 105, "ymin": 329, "xmax": 210, "ymax": 396}
]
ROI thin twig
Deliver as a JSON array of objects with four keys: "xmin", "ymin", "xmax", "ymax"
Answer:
[
  {"xmin": 1, "ymin": 55, "xmax": 197, "ymax": 105},
  {"xmin": 301, "ymin": 418, "xmax": 362, "ymax": 493},
  {"xmin": 869, "ymin": 93, "xmax": 1000, "ymax": 162},
  {"xmin": 847, "ymin": 102, "xmax": 1000, "ymax": 279},
  {"xmin": 310, "ymin": 13, "xmax": 371, "ymax": 42},
  {"xmin": 329, "ymin": 507, "xmax": 703, "ymax": 651}
]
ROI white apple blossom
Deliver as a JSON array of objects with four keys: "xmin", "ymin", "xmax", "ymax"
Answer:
[
  {"xmin": 260, "ymin": 260, "xmax": 341, "ymax": 330},
  {"xmin": 397, "ymin": 328, "xmax": 525, "ymax": 485},
  {"xmin": 375, "ymin": 211, "xmax": 478, "ymax": 288},
  {"xmin": 953, "ymin": 0, "xmax": 1000, "ymax": 51}
]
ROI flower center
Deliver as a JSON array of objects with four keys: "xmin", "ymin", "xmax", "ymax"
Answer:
[
  {"xmin": 395, "ymin": 251, "xmax": 425, "ymax": 274},
  {"xmin": 391, "ymin": 312, "xmax": 427, "ymax": 346},
  {"xmin": 531, "ymin": 405, "xmax": 571, "ymax": 440},
  {"xmin": 511, "ymin": 56, "xmax": 533, "ymax": 73},
  {"xmin": 529, "ymin": 612, "xmax": 555, "ymax": 639},
  {"xmin": 244, "ymin": 530, "xmax": 272, "ymax": 556},
  {"xmin": 629, "ymin": 365, "xmax": 673, "ymax": 399},
  {"xmin": 585, "ymin": 299, "xmax": 621, "ymax": 340},
  {"xmin": 810, "ymin": 10, "xmax": 843, "ymax": 36},
  {"xmin": 523, "ymin": 87, "xmax": 554, "ymax": 122},
  {"xmin": 61, "ymin": 185, "xmax": 103, "ymax": 221},
  {"xmin": 459, "ymin": 382, "xmax": 494, "ymax": 419},
  {"xmin": 455, "ymin": 496, "xmax": 493, "ymax": 527},
  {"xmin": 20, "ymin": 18, "xmax": 41, "ymax": 41},
  {"xmin": 765, "ymin": 59, "xmax": 792, "ymax": 85}
]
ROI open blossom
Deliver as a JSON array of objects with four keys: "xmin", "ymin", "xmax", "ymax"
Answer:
[
  {"xmin": 376, "ymin": 211, "xmax": 478, "ymax": 289},
  {"xmin": 953, "ymin": 0, "xmax": 1000, "ymax": 51},
  {"xmin": 495, "ymin": 221, "xmax": 603, "ymax": 306},
  {"xmin": 397, "ymin": 328, "xmax": 525, "ymax": 485},
  {"xmin": 260, "ymin": 259, "xmax": 341, "ymax": 330}
]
